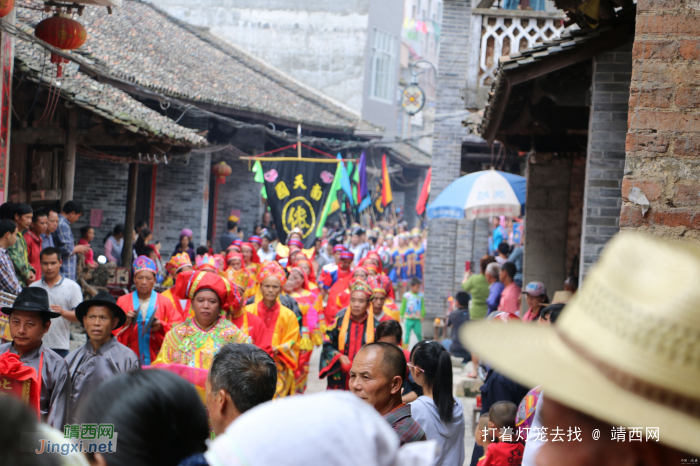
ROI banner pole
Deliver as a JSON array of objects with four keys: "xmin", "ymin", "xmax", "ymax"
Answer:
[{"xmin": 297, "ymin": 124, "xmax": 302, "ymax": 159}]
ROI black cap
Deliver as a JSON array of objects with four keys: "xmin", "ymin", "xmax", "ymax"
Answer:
[
  {"xmin": 1, "ymin": 287, "xmax": 60, "ymax": 318},
  {"xmin": 75, "ymin": 290, "xmax": 127, "ymax": 329}
]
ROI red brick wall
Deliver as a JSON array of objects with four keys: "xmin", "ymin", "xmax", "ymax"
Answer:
[{"xmin": 623, "ymin": 0, "xmax": 700, "ymax": 239}]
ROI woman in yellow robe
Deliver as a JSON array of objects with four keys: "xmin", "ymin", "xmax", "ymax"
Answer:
[{"xmin": 244, "ymin": 262, "xmax": 299, "ymax": 398}]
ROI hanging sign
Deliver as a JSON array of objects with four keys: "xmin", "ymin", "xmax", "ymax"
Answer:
[
  {"xmin": 402, "ymin": 84, "xmax": 425, "ymax": 115},
  {"xmin": 261, "ymin": 160, "xmax": 334, "ymax": 248}
]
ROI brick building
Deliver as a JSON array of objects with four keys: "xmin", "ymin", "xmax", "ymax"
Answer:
[
  {"xmin": 479, "ymin": 11, "xmax": 636, "ymax": 296},
  {"xmin": 621, "ymin": 0, "xmax": 700, "ymax": 241},
  {"xmin": 11, "ymin": 1, "xmax": 385, "ymax": 264}
]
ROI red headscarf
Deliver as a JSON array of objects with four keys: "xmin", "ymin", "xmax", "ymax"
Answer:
[
  {"xmin": 186, "ymin": 271, "xmax": 242, "ymax": 311},
  {"xmin": 360, "ymin": 254, "xmax": 383, "ymax": 275},
  {"xmin": 295, "ymin": 257, "xmax": 317, "ymax": 283},
  {"xmin": 290, "ymin": 266, "xmax": 309, "ymax": 291},
  {"xmin": 241, "ymin": 242, "xmax": 260, "ymax": 264}
]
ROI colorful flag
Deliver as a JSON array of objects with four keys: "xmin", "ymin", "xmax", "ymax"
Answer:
[
  {"xmin": 416, "ymin": 167, "xmax": 432, "ymax": 215},
  {"xmin": 358, "ymin": 152, "xmax": 371, "ymax": 211},
  {"xmin": 340, "ymin": 155, "xmax": 354, "ymax": 206},
  {"xmin": 381, "ymin": 154, "xmax": 393, "ymax": 207},
  {"xmin": 316, "ymin": 156, "xmax": 343, "ymax": 236}
]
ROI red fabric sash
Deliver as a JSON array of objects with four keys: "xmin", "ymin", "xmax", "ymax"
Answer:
[{"xmin": 0, "ymin": 351, "xmax": 41, "ymax": 417}]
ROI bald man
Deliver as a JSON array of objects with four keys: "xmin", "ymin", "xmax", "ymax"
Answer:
[{"xmin": 349, "ymin": 342, "xmax": 426, "ymax": 445}]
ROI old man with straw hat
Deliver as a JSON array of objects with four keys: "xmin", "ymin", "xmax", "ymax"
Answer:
[{"xmin": 463, "ymin": 232, "xmax": 700, "ymax": 464}]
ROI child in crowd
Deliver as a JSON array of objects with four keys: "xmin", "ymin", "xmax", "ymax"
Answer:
[
  {"xmin": 475, "ymin": 414, "xmax": 494, "ymax": 466},
  {"xmin": 400, "ymin": 277, "xmax": 425, "ymax": 346},
  {"xmin": 480, "ymin": 401, "xmax": 524, "ymax": 466},
  {"xmin": 79, "ymin": 226, "xmax": 97, "ymax": 268}
]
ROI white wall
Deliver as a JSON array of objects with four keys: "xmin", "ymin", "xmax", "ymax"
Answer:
[{"xmin": 150, "ymin": 0, "xmax": 372, "ymax": 114}]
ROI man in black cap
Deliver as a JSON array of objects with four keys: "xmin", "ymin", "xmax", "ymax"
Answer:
[
  {"xmin": 66, "ymin": 290, "xmax": 139, "ymax": 420},
  {"xmin": 0, "ymin": 287, "xmax": 70, "ymax": 430}
]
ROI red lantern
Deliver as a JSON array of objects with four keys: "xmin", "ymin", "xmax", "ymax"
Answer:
[
  {"xmin": 0, "ymin": 0, "xmax": 14, "ymax": 18},
  {"xmin": 212, "ymin": 161, "xmax": 232, "ymax": 184},
  {"xmin": 35, "ymin": 14, "xmax": 87, "ymax": 76}
]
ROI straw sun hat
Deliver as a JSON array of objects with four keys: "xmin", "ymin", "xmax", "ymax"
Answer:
[{"xmin": 462, "ymin": 232, "xmax": 700, "ymax": 456}]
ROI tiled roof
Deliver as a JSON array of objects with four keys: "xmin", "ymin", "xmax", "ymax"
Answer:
[
  {"xmin": 14, "ymin": 28, "xmax": 206, "ymax": 146},
  {"xmin": 385, "ymin": 141, "xmax": 432, "ymax": 168},
  {"xmin": 479, "ymin": 18, "xmax": 633, "ymax": 142},
  {"xmin": 16, "ymin": 1, "xmax": 380, "ymax": 133}
]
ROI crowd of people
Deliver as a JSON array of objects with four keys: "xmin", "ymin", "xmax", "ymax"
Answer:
[
  {"xmin": 1, "ymin": 204, "xmax": 696, "ymax": 466},
  {"xmin": 0, "ymin": 206, "xmax": 456, "ymax": 466}
]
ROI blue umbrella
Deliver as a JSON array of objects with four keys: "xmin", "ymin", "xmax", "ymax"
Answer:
[{"xmin": 427, "ymin": 169, "xmax": 526, "ymax": 220}]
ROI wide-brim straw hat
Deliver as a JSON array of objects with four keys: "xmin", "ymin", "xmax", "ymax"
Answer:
[{"xmin": 462, "ymin": 232, "xmax": 700, "ymax": 457}]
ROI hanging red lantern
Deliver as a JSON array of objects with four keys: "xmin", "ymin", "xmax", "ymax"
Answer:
[
  {"xmin": 212, "ymin": 161, "xmax": 232, "ymax": 184},
  {"xmin": 0, "ymin": 0, "xmax": 15, "ymax": 18},
  {"xmin": 35, "ymin": 14, "xmax": 87, "ymax": 76}
]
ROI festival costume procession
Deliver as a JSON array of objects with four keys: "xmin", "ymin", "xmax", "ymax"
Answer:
[
  {"xmin": 286, "ymin": 266, "xmax": 325, "ymax": 394},
  {"xmin": 162, "ymin": 252, "xmax": 194, "ymax": 318},
  {"xmin": 115, "ymin": 256, "xmax": 184, "ymax": 366},
  {"xmin": 0, "ymin": 288, "xmax": 70, "ymax": 430},
  {"xmin": 320, "ymin": 278, "xmax": 379, "ymax": 390},
  {"xmin": 244, "ymin": 262, "xmax": 300, "ymax": 398},
  {"xmin": 153, "ymin": 271, "xmax": 250, "ymax": 399}
]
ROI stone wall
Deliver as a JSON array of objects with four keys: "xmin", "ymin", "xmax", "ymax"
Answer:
[
  {"xmin": 213, "ymin": 158, "xmax": 263, "ymax": 248},
  {"xmin": 72, "ymin": 157, "xmax": 128, "ymax": 258},
  {"xmin": 524, "ymin": 154, "xmax": 573, "ymax": 298},
  {"xmin": 424, "ymin": 0, "xmax": 472, "ymax": 324},
  {"xmin": 153, "ymin": 153, "xmax": 211, "ymax": 260},
  {"xmin": 622, "ymin": 0, "xmax": 700, "ymax": 242},
  {"xmin": 579, "ymin": 43, "xmax": 632, "ymax": 278},
  {"xmin": 72, "ymin": 154, "xmax": 211, "ymax": 262}
]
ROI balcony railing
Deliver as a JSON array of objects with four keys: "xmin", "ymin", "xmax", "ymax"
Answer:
[{"xmin": 464, "ymin": 8, "xmax": 567, "ymax": 109}]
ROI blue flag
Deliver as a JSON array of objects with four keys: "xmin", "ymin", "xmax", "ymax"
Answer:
[{"xmin": 339, "ymin": 153, "xmax": 354, "ymax": 206}]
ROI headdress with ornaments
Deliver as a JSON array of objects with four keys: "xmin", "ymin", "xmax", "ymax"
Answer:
[
  {"xmin": 165, "ymin": 252, "xmax": 192, "ymax": 276},
  {"xmin": 257, "ymin": 261, "xmax": 287, "ymax": 286},
  {"xmin": 196, "ymin": 254, "xmax": 225, "ymax": 272},
  {"xmin": 133, "ymin": 256, "xmax": 157, "ymax": 276}
]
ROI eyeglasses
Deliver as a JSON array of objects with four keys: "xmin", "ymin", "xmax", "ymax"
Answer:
[{"xmin": 407, "ymin": 362, "xmax": 424, "ymax": 373}]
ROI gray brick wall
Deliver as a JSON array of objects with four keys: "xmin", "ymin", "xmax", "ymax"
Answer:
[
  {"xmin": 524, "ymin": 155, "xmax": 573, "ymax": 298},
  {"xmin": 72, "ymin": 154, "xmax": 210, "ymax": 263},
  {"xmin": 154, "ymin": 153, "xmax": 210, "ymax": 260},
  {"xmin": 214, "ymin": 158, "xmax": 263, "ymax": 247},
  {"xmin": 579, "ymin": 42, "xmax": 632, "ymax": 279},
  {"xmin": 73, "ymin": 157, "xmax": 129, "ymax": 259},
  {"xmin": 424, "ymin": 0, "xmax": 473, "ymax": 325}
]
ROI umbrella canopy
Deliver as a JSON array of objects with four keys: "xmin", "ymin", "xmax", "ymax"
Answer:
[{"xmin": 427, "ymin": 169, "xmax": 526, "ymax": 220}]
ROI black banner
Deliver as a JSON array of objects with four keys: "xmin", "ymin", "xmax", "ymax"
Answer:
[{"xmin": 261, "ymin": 160, "xmax": 335, "ymax": 248}]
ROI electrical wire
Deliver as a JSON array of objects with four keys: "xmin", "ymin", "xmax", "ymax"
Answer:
[{"xmin": 0, "ymin": 18, "xmax": 435, "ymax": 152}]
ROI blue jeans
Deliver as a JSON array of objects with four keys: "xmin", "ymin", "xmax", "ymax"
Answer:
[{"xmin": 442, "ymin": 339, "xmax": 471, "ymax": 361}]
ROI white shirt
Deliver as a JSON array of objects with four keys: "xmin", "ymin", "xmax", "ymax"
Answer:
[{"xmin": 30, "ymin": 276, "xmax": 83, "ymax": 351}]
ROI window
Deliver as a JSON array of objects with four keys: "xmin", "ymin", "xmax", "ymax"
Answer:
[{"xmin": 370, "ymin": 28, "xmax": 398, "ymax": 103}]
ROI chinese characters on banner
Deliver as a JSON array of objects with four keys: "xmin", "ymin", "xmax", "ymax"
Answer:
[{"xmin": 261, "ymin": 161, "xmax": 334, "ymax": 248}]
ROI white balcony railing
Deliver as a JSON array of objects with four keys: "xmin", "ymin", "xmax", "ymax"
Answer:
[{"xmin": 465, "ymin": 8, "xmax": 567, "ymax": 109}]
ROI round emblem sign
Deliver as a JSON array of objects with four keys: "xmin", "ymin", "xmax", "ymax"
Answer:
[
  {"xmin": 402, "ymin": 84, "xmax": 425, "ymax": 115},
  {"xmin": 281, "ymin": 196, "xmax": 316, "ymax": 239}
]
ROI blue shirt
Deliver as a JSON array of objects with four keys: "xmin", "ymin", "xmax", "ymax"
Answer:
[
  {"xmin": 487, "ymin": 281, "xmax": 505, "ymax": 314},
  {"xmin": 57, "ymin": 215, "xmax": 76, "ymax": 280},
  {"xmin": 41, "ymin": 232, "xmax": 55, "ymax": 249}
]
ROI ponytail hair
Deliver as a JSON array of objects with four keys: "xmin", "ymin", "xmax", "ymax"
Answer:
[{"xmin": 411, "ymin": 340, "xmax": 454, "ymax": 424}]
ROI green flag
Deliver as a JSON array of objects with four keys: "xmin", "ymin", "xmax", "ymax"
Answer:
[
  {"xmin": 316, "ymin": 159, "xmax": 343, "ymax": 236},
  {"xmin": 252, "ymin": 160, "xmax": 264, "ymax": 183}
]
